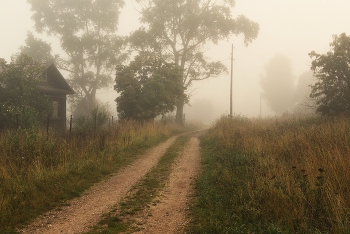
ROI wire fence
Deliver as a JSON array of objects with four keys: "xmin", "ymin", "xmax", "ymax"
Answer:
[{"xmin": 0, "ymin": 114, "xmax": 118, "ymax": 139}]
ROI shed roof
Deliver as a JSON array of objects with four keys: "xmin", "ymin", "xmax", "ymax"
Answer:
[{"xmin": 37, "ymin": 63, "xmax": 75, "ymax": 95}]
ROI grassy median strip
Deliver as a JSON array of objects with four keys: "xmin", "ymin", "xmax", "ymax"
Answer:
[{"xmin": 86, "ymin": 135, "xmax": 191, "ymax": 234}]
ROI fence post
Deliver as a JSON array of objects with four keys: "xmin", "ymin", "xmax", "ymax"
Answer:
[
  {"xmin": 46, "ymin": 114, "xmax": 50, "ymax": 140},
  {"xmin": 69, "ymin": 115, "xmax": 73, "ymax": 138}
]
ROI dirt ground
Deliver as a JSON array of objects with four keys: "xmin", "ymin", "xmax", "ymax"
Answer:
[
  {"xmin": 133, "ymin": 136, "xmax": 201, "ymax": 234},
  {"xmin": 19, "ymin": 133, "xmax": 202, "ymax": 234}
]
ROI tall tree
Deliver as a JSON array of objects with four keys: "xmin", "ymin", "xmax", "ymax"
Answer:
[
  {"xmin": 0, "ymin": 55, "xmax": 51, "ymax": 128},
  {"xmin": 130, "ymin": 0, "xmax": 259, "ymax": 124},
  {"xmin": 260, "ymin": 54, "xmax": 296, "ymax": 115},
  {"xmin": 115, "ymin": 52, "xmax": 183, "ymax": 121},
  {"xmin": 27, "ymin": 0, "xmax": 126, "ymax": 115},
  {"xmin": 309, "ymin": 33, "xmax": 350, "ymax": 116}
]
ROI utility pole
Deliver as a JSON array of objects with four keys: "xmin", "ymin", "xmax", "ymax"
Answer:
[
  {"xmin": 230, "ymin": 44, "xmax": 233, "ymax": 117},
  {"xmin": 260, "ymin": 93, "xmax": 262, "ymax": 118}
]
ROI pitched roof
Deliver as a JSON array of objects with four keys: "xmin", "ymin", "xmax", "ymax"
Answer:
[
  {"xmin": 37, "ymin": 63, "xmax": 75, "ymax": 95},
  {"xmin": 0, "ymin": 60, "xmax": 75, "ymax": 95}
]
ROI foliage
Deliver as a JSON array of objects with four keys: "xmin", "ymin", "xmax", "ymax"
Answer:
[
  {"xmin": 19, "ymin": 32, "xmax": 58, "ymax": 64},
  {"xmin": 74, "ymin": 107, "xmax": 109, "ymax": 133},
  {"xmin": 0, "ymin": 54, "xmax": 51, "ymax": 129},
  {"xmin": 260, "ymin": 54, "xmax": 296, "ymax": 115},
  {"xmin": 309, "ymin": 33, "xmax": 350, "ymax": 116},
  {"xmin": 188, "ymin": 116, "xmax": 350, "ymax": 233},
  {"xmin": 27, "ymin": 0, "xmax": 126, "ymax": 113},
  {"xmin": 130, "ymin": 0, "xmax": 259, "ymax": 124},
  {"xmin": 115, "ymin": 52, "xmax": 184, "ymax": 121}
]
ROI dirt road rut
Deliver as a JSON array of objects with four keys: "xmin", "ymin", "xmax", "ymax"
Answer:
[
  {"xmin": 20, "ymin": 136, "xmax": 177, "ymax": 234},
  {"xmin": 134, "ymin": 136, "xmax": 201, "ymax": 233}
]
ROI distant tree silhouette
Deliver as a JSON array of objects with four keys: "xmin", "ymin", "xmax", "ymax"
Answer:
[
  {"xmin": 260, "ymin": 54, "xmax": 296, "ymax": 115},
  {"xmin": 293, "ymin": 70, "xmax": 316, "ymax": 114}
]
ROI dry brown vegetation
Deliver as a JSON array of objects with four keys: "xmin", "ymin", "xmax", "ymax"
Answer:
[
  {"xmin": 189, "ymin": 115, "xmax": 350, "ymax": 233},
  {"xmin": 0, "ymin": 120, "xmax": 183, "ymax": 232}
]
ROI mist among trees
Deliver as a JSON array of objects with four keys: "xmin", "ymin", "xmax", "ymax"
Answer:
[
  {"xmin": 260, "ymin": 54, "xmax": 296, "ymax": 115},
  {"xmin": 25, "ymin": 0, "xmax": 126, "ymax": 117},
  {"xmin": 9, "ymin": 0, "xmax": 350, "ymax": 122},
  {"xmin": 15, "ymin": 0, "xmax": 259, "ymax": 123},
  {"xmin": 260, "ymin": 54, "xmax": 316, "ymax": 116},
  {"xmin": 129, "ymin": 0, "xmax": 259, "ymax": 124}
]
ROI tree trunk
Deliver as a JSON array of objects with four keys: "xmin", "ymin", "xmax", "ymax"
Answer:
[
  {"xmin": 175, "ymin": 97, "xmax": 184, "ymax": 125},
  {"xmin": 87, "ymin": 93, "xmax": 96, "ymax": 113}
]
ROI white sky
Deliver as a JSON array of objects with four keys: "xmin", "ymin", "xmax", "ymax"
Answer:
[{"xmin": 1, "ymin": 0, "xmax": 349, "ymax": 121}]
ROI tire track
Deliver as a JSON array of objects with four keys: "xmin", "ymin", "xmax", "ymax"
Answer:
[
  {"xmin": 134, "ymin": 136, "xmax": 201, "ymax": 234},
  {"xmin": 19, "ymin": 136, "xmax": 178, "ymax": 234}
]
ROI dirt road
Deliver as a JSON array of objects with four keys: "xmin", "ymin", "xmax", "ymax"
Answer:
[
  {"xmin": 20, "ymin": 133, "xmax": 202, "ymax": 234},
  {"xmin": 134, "ymin": 136, "xmax": 201, "ymax": 234}
]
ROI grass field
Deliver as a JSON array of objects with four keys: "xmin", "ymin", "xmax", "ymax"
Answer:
[
  {"xmin": 188, "ymin": 115, "xmax": 350, "ymax": 233},
  {"xmin": 0, "ymin": 120, "xmax": 184, "ymax": 233}
]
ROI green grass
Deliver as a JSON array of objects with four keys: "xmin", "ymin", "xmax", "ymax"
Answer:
[
  {"xmin": 87, "ymin": 135, "xmax": 191, "ymax": 234},
  {"xmin": 0, "ymin": 121, "xmax": 187, "ymax": 233},
  {"xmin": 188, "ymin": 136, "xmax": 283, "ymax": 233},
  {"xmin": 186, "ymin": 115, "xmax": 350, "ymax": 233}
]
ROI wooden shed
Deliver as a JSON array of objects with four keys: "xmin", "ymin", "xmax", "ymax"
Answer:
[{"xmin": 37, "ymin": 63, "xmax": 75, "ymax": 130}]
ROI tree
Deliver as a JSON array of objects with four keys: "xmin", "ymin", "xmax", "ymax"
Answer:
[
  {"xmin": 129, "ymin": 0, "xmax": 259, "ymax": 124},
  {"xmin": 0, "ymin": 54, "xmax": 51, "ymax": 128},
  {"xmin": 293, "ymin": 70, "xmax": 315, "ymax": 114},
  {"xmin": 115, "ymin": 52, "xmax": 184, "ymax": 121},
  {"xmin": 309, "ymin": 33, "xmax": 350, "ymax": 116},
  {"xmin": 260, "ymin": 54, "xmax": 296, "ymax": 115},
  {"xmin": 27, "ymin": 0, "xmax": 126, "ymax": 115},
  {"xmin": 19, "ymin": 32, "xmax": 57, "ymax": 64}
]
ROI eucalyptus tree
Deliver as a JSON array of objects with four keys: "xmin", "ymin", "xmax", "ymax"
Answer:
[
  {"xmin": 129, "ymin": 0, "xmax": 259, "ymax": 124},
  {"xmin": 27, "ymin": 0, "xmax": 126, "ymax": 114}
]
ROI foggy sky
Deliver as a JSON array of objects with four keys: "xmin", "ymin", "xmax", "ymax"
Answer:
[{"xmin": 1, "ymin": 0, "xmax": 350, "ymax": 122}]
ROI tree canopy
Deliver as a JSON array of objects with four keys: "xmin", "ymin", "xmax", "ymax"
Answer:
[
  {"xmin": 27, "ymin": 0, "xmax": 126, "ymax": 115},
  {"xmin": 130, "ymin": 0, "xmax": 259, "ymax": 124},
  {"xmin": 0, "ymin": 54, "xmax": 51, "ymax": 128},
  {"xmin": 115, "ymin": 52, "xmax": 184, "ymax": 121},
  {"xmin": 19, "ymin": 32, "xmax": 57, "ymax": 64},
  {"xmin": 309, "ymin": 33, "xmax": 350, "ymax": 116},
  {"xmin": 260, "ymin": 54, "xmax": 296, "ymax": 115}
]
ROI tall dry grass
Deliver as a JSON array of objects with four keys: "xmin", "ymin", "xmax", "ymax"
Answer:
[
  {"xmin": 0, "ymin": 120, "xmax": 183, "ymax": 232},
  {"xmin": 190, "ymin": 115, "xmax": 350, "ymax": 233}
]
